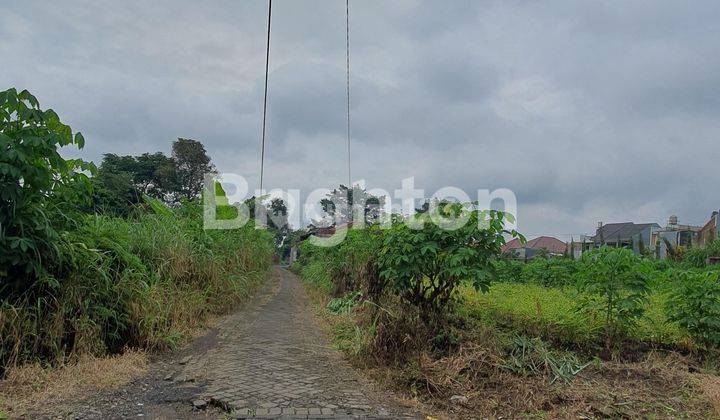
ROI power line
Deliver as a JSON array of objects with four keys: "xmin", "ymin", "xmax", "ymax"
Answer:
[
  {"xmin": 260, "ymin": 0, "xmax": 272, "ymax": 191},
  {"xmin": 345, "ymin": 0, "xmax": 351, "ymax": 188}
]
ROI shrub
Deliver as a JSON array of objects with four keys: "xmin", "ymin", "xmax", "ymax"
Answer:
[
  {"xmin": 575, "ymin": 247, "xmax": 651, "ymax": 351},
  {"xmin": 666, "ymin": 270, "xmax": 720, "ymax": 348},
  {"xmin": 683, "ymin": 240, "xmax": 720, "ymax": 269},
  {"xmin": 377, "ymin": 207, "xmax": 519, "ymax": 324},
  {"xmin": 493, "ymin": 256, "xmax": 577, "ymax": 286},
  {"xmin": 493, "ymin": 259, "xmax": 524, "ymax": 283},
  {"xmin": 521, "ymin": 257, "xmax": 577, "ymax": 287},
  {"xmin": 298, "ymin": 228, "xmax": 384, "ymax": 297},
  {"xmin": 0, "ymin": 88, "xmax": 94, "ymax": 290},
  {"xmin": 329, "ymin": 228, "xmax": 384, "ymax": 297}
]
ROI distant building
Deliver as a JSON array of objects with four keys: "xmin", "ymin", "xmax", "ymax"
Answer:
[
  {"xmin": 569, "ymin": 236, "xmax": 594, "ymax": 260},
  {"xmin": 654, "ymin": 215, "xmax": 701, "ymax": 259},
  {"xmin": 502, "ymin": 236, "xmax": 567, "ymax": 260},
  {"xmin": 697, "ymin": 210, "xmax": 719, "ymax": 247},
  {"xmin": 591, "ymin": 222, "xmax": 660, "ymax": 252}
]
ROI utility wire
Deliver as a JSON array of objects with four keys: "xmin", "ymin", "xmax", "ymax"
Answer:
[
  {"xmin": 345, "ymin": 0, "xmax": 351, "ymax": 188},
  {"xmin": 260, "ymin": 0, "xmax": 272, "ymax": 191}
]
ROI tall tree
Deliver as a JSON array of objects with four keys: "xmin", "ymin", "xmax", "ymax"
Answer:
[
  {"xmin": 319, "ymin": 184, "xmax": 385, "ymax": 226},
  {"xmin": 269, "ymin": 198, "xmax": 289, "ymax": 230},
  {"xmin": 172, "ymin": 138, "xmax": 214, "ymax": 201},
  {"xmin": 99, "ymin": 152, "xmax": 175, "ymax": 200},
  {"xmin": 91, "ymin": 169, "xmax": 140, "ymax": 216}
]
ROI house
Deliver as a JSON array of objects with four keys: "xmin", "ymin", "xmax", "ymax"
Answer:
[
  {"xmin": 568, "ymin": 236, "xmax": 594, "ymax": 260},
  {"xmin": 502, "ymin": 236, "xmax": 567, "ymax": 260},
  {"xmin": 591, "ymin": 222, "xmax": 660, "ymax": 252},
  {"xmin": 697, "ymin": 210, "xmax": 719, "ymax": 247},
  {"xmin": 655, "ymin": 215, "xmax": 701, "ymax": 259}
]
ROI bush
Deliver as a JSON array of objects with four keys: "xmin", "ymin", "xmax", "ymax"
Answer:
[
  {"xmin": 575, "ymin": 247, "xmax": 651, "ymax": 351},
  {"xmin": 683, "ymin": 240, "xmax": 720, "ymax": 268},
  {"xmin": 330, "ymin": 228, "xmax": 384, "ymax": 297},
  {"xmin": 493, "ymin": 259, "xmax": 524, "ymax": 283},
  {"xmin": 493, "ymin": 256, "xmax": 577, "ymax": 287},
  {"xmin": 377, "ymin": 207, "xmax": 519, "ymax": 324},
  {"xmin": 666, "ymin": 270, "xmax": 720, "ymax": 348},
  {"xmin": 298, "ymin": 228, "xmax": 384, "ymax": 297},
  {"xmin": 521, "ymin": 257, "xmax": 577, "ymax": 287},
  {"xmin": 0, "ymin": 88, "xmax": 94, "ymax": 290}
]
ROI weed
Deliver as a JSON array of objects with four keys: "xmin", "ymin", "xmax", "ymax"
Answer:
[
  {"xmin": 327, "ymin": 291, "xmax": 363, "ymax": 314},
  {"xmin": 500, "ymin": 335, "xmax": 590, "ymax": 384}
]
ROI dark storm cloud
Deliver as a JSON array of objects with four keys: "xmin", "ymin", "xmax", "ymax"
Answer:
[{"xmin": 2, "ymin": 0, "xmax": 719, "ymax": 237}]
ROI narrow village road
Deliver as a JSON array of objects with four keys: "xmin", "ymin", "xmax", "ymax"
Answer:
[{"xmin": 36, "ymin": 267, "xmax": 422, "ymax": 419}]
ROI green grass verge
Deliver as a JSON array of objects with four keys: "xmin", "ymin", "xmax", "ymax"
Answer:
[{"xmin": 459, "ymin": 282, "xmax": 691, "ymax": 348}]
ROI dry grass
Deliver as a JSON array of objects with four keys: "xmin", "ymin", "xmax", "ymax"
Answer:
[
  {"xmin": 366, "ymin": 342, "xmax": 717, "ymax": 418},
  {"xmin": 0, "ymin": 350, "xmax": 147, "ymax": 417},
  {"xmin": 312, "ymin": 296, "xmax": 719, "ymax": 418},
  {"xmin": 697, "ymin": 373, "xmax": 720, "ymax": 417}
]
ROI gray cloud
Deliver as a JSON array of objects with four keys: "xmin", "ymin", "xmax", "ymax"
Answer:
[{"xmin": 2, "ymin": 0, "xmax": 719, "ymax": 238}]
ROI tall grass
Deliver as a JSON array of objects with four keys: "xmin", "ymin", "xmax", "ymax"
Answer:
[
  {"xmin": 0, "ymin": 204, "xmax": 273, "ymax": 371},
  {"xmin": 295, "ymin": 228, "xmax": 383, "ymax": 297}
]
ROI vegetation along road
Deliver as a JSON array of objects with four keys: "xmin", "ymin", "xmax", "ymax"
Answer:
[{"xmin": 22, "ymin": 268, "xmax": 422, "ymax": 419}]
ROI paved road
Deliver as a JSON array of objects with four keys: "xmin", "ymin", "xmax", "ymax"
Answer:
[
  {"xmin": 182, "ymin": 267, "xmax": 419, "ymax": 418},
  {"xmin": 39, "ymin": 267, "xmax": 421, "ymax": 419}
]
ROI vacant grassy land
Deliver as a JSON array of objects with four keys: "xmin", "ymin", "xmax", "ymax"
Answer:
[
  {"xmin": 294, "ymin": 225, "xmax": 720, "ymax": 418},
  {"xmin": 460, "ymin": 282, "xmax": 691, "ymax": 349}
]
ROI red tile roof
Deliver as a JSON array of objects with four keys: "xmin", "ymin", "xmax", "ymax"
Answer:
[{"xmin": 502, "ymin": 236, "xmax": 567, "ymax": 254}]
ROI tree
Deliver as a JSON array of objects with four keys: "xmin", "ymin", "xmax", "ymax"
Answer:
[
  {"xmin": 576, "ymin": 247, "xmax": 651, "ymax": 352},
  {"xmin": 268, "ymin": 198, "xmax": 289, "ymax": 230},
  {"xmin": 377, "ymin": 206, "xmax": 520, "ymax": 324},
  {"xmin": 318, "ymin": 184, "xmax": 386, "ymax": 226},
  {"xmin": 91, "ymin": 169, "xmax": 140, "ymax": 216},
  {"xmin": 97, "ymin": 152, "xmax": 176, "ymax": 201},
  {"xmin": 172, "ymin": 138, "xmax": 214, "ymax": 200},
  {"xmin": 133, "ymin": 152, "xmax": 177, "ymax": 198},
  {"xmin": 0, "ymin": 88, "xmax": 94, "ymax": 287}
]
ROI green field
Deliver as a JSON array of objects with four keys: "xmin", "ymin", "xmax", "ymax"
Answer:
[{"xmin": 459, "ymin": 282, "xmax": 691, "ymax": 348}]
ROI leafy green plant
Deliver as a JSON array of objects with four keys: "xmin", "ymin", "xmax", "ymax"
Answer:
[
  {"xmin": 298, "ymin": 227, "xmax": 384, "ymax": 297},
  {"xmin": 521, "ymin": 257, "xmax": 577, "ymax": 287},
  {"xmin": 683, "ymin": 240, "xmax": 720, "ymax": 269},
  {"xmin": 493, "ymin": 259, "xmax": 524, "ymax": 283},
  {"xmin": 327, "ymin": 291, "xmax": 363, "ymax": 314},
  {"xmin": 0, "ymin": 89, "xmax": 275, "ymax": 370},
  {"xmin": 575, "ymin": 247, "xmax": 651, "ymax": 351},
  {"xmin": 377, "ymin": 206, "xmax": 520, "ymax": 323},
  {"xmin": 666, "ymin": 270, "xmax": 720, "ymax": 348},
  {"xmin": 0, "ymin": 87, "xmax": 94, "ymax": 289},
  {"xmin": 500, "ymin": 335, "xmax": 590, "ymax": 384},
  {"xmin": 142, "ymin": 194, "xmax": 173, "ymax": 217}
]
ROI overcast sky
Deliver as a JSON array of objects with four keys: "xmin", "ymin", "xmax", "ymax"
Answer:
[{"xmin": 2, "ymin": 0, "xmax": 719, "ymax": 238}]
